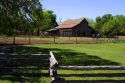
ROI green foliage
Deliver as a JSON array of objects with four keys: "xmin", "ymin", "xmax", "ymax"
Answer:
[
  {"xmin": 0, "ymin": 0, "xmax": 58, "ymax": 36},
  {"xmin": 28, "ymin": 43, "xmax": 125, "ymax": 66},
  {"xmin": 85, "ymin": 18, "xmax": 96, "ymax": 29},
  {"xmin": 114, "ymin": 15, "xmax": 125, "ymax": 35},
  {"xmin": 95, "ymin": 16, "xmax": 102, "ymax": 32},
  {"xmin": 102, "ymin": 19, "xmax": 118, "ymax": 35},
  {"xmin": 42, "ymin": 10, "xmax": 58, "ymax": 31},
  {"xmin": 94, "ymin": 14, "xmax": 125, "ymax": 35},
  {"xmin": 101, "ymin": 14, "xmax": 113, "ymax": 24},
  {"xmin": 0, "ymin": 0, "xmax": 42, "ymax": 35}
]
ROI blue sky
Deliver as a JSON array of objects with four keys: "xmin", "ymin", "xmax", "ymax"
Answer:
[{"xmin": 41, "ymin": 0, "xmax": 125, "ymax": 22}]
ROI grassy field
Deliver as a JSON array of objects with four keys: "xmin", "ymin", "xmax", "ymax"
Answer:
[
  {"xmin": 31, "ymin": 42, "xmax": 125, "ymax": 81},
  {"xmin": 57, "ymin": 70, "xmax": 125, "ymax": 80},
  {"xmin": 0, "ymin": 42, "xmax": 125, "ymax": 82},
  {"xmin": 30, "ymin": 42, "xmax": 125, "ymax": 66},
  {"xmin": 17, "ymin": 42, "xmax": 125, "ymax": 81}
]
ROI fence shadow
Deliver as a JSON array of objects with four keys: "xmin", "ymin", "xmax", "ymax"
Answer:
[
  {"xmin": 0, "ymin": 45, "xmax": 50, "ymax": 83},
  {"xmin": 0, "ymin": 45, "xmax": 121, "ymax": 82},
  {"xmin": 53, "ymin": 80, "xmax": 125, "ymax": 83},
  {"xmin": 54, "ymin": 51, "xmax": 120, "ymax": 66},
  {"xmin": 13, "ymin": 45, "xmax": 120, "ymax": 66},
  {"xmin": 59, "ymin": 73, "xmax": 125, "ymax": 77},
  {"xmin": 0, "ymin": 76, "xmax": 42, "ymax": 83}
]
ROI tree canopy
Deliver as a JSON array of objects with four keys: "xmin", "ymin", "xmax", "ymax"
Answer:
[
  {"xmin": 0, "ymin": 0, "xmax": 58, "ymax": 36},
  {"xmin": 90, "ymin": 14, "xmax": 125, "ymax": 36},
  {"xmin": 41, "ymin": 10, "xmax": 58, "ymax": 31}
]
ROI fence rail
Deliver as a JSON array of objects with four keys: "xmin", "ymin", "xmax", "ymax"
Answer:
[
  {"xmin": 49, "ymin": 52, "xmax": 125, "ymax": 83},
  {"xmin": 59, "ymin": 66, "xmax": 125, "ymax": 70},
  {"xmin": 57, "ymin": 66, "xmax": 125, "ymax": 83},
  {"xmin": 0, "ymin": 46, "xmax": 51, "ymax": 82},
  {"xmin": 1, "ymin": 46, "xmax": 125, "ymax": 83}
]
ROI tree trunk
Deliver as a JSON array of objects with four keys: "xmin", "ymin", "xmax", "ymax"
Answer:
[
  {"xmin": 13, "ymin": 34, "xmax": 16, "ymax": 45},
  {"xmin": 29, "ymin": 31, "xmax": 31, "ymax": 44},
  {"xmin": 37, "ymin": 27, "xmax": 40, "ymax": 36},
  {"xmin": 54, "ymin": 35, "xmax": 56, "ymax": 44}
]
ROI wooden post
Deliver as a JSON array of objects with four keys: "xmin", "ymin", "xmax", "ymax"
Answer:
[
  {"xmin": 69, "ymin": 36, "xmax": 70, "ymax": 40},
  {"xmin": 54, "ymin": 35, "xmax": 56, "ymax": 44},
  {"xmin": 75, "ymin": 32, "xmax": 78, "ymax": 44},
  {"xmin": 49, "ymin": 51, "xmax": 58, "ymax": 82},
  {"xmin": 13, "ymin": 34, "xmax": 16, "ymax": 45}
]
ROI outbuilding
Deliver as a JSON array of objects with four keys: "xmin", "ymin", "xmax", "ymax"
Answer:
[{"xmin": 47, "ymin": 18, "xmax": 95, "ymax": 37}]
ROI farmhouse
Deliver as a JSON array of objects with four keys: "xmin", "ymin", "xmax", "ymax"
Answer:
[{"xmin": 47, "ymin": 18, "xmax": 95, "ymax": 37}]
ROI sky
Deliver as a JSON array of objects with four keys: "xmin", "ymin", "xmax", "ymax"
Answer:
[{"xmin": 41, "ymin": 0, "xmax": 125, "ymax": 22}]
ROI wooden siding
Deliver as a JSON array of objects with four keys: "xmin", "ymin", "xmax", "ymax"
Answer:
[
  {"xmin": 48, "ymin": 19, "xmax": 95, "ymax": 37},
  {"xmin": 59, "ymin": 20, "xmax": 94, "ymax": 37}
]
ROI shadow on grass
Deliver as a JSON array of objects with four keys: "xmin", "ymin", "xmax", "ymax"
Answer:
[
  {"xmin": 14, "ymin": 45, "xmax": 120, "ymax": 66},
  {"xmin": 54, "ymin": 80, "xmax": 125, "ymax": 83},
  {"xmin": 54, "ymin": 51, "xmax": 120, "ymax": 66},
  {"xmin": 0, "ymin": 75, "xmax": 43, "ymax": 83},
  {"xmin": 0, "ymin": 45, "xmax": 120, "ymax": 82},
  {"xmin": 0, "ymin": 45, "xmax": 50, "ymax": 83}
]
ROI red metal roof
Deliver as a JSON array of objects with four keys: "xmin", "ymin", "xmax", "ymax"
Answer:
[{"xmin": 56, "ymin": 18, "xmax": 84, "ymax": 29}]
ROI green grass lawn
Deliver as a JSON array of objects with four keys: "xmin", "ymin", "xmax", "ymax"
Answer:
[
  {"xmin": 30, "ymin": 42, "xmax": 125, "ymax": 66},
  {"xmin": 57, "ymin": 70, "xmax": 125, "ymax": 80},
  {"xmin": 31, "ymin": 42, "xmax": 125, "ymax": 81},
  {"xmin": 34, "ymin": 42, "xmax": 125, "ymax": 81},
  {"xmin": 0, "ymin": 75, "xmax": 50, "ymax": 83},
  {"xmin": 0, "ymin": 42, "xmax": 125, "ymax": 82}
]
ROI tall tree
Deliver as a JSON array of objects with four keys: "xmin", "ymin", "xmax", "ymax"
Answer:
[
  {"xmin": 42, "ymin": 10, "xmax": 58, "ymax": 31},
  {"xmin": 95, "ymin": 16, "xmax": 102, "ymax": 32},
  {"xmin": 0, "ymin": 0, "xmax": 43, "ymax": 44},
  {"xmin": 85, "ymin": 18, "xmax": 96, "ymax": 29},
  {"xmin": 95, "ymin": 14, "xmax": 125, "ymax": 36}
]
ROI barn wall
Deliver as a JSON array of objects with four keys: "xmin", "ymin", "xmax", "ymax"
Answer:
[
  {"xmin": 48, "ymin": 29, "xmax": 60, "ymax": 36},
  {"xmin": 72, "ymin": 20, "xmax": 93, "ymax": 37},
  {"xmin": 60, "ymin": 29, "xmax": 72, "ymax": 37},
  {"xmin": 51, "ymin": 19, "xmax": 95, "ymax": 37}
]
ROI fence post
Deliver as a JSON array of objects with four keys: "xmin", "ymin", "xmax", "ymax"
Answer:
[
  {"xmin": 53, "ymin": 35, "xmax": 56, "ymax": 44},
  {"xmin": 49, "ymin": 51, "xmax": 58, "ymax": 83}
]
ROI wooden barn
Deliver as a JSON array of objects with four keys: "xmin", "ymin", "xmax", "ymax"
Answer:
[{"xmin": 47, "ymin": 18, "xmax": 95, "ymax": 37}]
